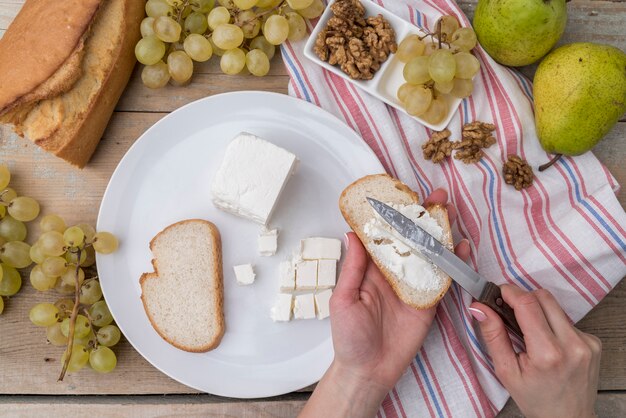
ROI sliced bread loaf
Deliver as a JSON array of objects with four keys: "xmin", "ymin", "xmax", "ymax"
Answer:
[
  {"xmin": 339, "ymin": 174, "xmax": 453, "ymax": 309},
  {"xmin": 140, "ymin": 220, "xmax": 225, "ymax": 352}
]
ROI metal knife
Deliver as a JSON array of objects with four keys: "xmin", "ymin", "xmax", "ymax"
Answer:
[{"xmin": 367, "ymin": 197, "xmax": 523, "ymax": 339}]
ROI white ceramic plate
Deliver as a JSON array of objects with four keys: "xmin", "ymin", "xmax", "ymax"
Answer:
[
  {"xmin": 96, "ymin": 91, "xmax": 385, "ymax": 398},
  {"xmin": 303, "ymin": 0, "xmax": 463, "ymax": 131}
]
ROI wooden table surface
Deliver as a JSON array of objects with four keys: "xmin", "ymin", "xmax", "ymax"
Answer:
[{"xmin": 1, "ymin": 0, "xmax": 625, "ymax": 416}]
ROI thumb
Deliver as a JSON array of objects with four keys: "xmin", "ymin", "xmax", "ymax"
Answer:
[
  {"xmin": 470, "ymin": 302, "xmax": 521, "ymax": 385},
  {"xmin": 334, "ymin": 232, "xmax": 367, "ymax": 303}
]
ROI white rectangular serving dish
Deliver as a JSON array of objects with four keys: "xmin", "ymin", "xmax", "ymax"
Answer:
[{"xmin": 303, "ymin": 0, "xmax": 462, "ymax": 131}]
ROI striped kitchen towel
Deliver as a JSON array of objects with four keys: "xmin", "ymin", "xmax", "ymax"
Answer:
[{"xmin": 282, "ymin": 0, "xmax": 626, "ymax": 416}]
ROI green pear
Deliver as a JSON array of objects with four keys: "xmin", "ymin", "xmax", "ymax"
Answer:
[
  {"xmin": 473, "ymin": 0, "xmax": 567, "ymax": 66},
  {"xmin": 534, "ymin": 43, "xmax": 626, "ymax": 171}
]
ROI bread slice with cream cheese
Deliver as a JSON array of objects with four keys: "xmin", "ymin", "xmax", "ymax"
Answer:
[{"xmin": 339, "ymin": 174, "xmax": 453, "ymax": 309}]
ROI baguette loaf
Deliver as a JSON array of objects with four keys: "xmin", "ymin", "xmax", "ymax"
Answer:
[
  {"xmin": 339, "ymin": 174, "xmax": 453, "ymax": 309},
  {"xmin": 140, "ymin": 220, "xmax": 225, "ymax": 353},
  {"xmin": 0, "ymin": 0, "xmax": 144, "ymax": 168}
]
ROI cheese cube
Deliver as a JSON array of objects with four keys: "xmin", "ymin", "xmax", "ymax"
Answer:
[
  {"xmin": 233, "ymin": 264, "xmax": 255, "ymax": 285},
  {"xmin": 295, "ymin": 260, "xmax": 318, "ymax": 290},
  {"xmin": 294, "ymin": 294, "xmax": 316, "ymax": 320},
  {"xmin": 279, "ymin": 261, "xmax": 296, "ymax": 292},
  {"xmin": 301, "ymin": 237, "xmax": 342, "ymax": 260},
  {"xmin": 270, "ymin": 293, "xmax": 293, "ymax": 322},
  {"xmin": 211, "ymin": 133, "xmax": 298, "ymax": 225},
  {"xmin": 258, "ymin": 228, "xmax": 278, "ymax": 256},
  {"xmin": 317, "ymin": 259, "xmax": 337, "ymax": 289},
  {"xmin": 315, "ymin": 289, "xmax": 333, "ymax": 320}
]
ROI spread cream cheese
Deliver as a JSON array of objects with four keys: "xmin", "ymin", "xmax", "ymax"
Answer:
[{"xmin": 363, "ymin": 203, "xmax": 444, "ymax": 292}]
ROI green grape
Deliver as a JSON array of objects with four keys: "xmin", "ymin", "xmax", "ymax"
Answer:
[
  {"xmin": 397, "ymin": 83, "xmax": 418, "ymax": 103},
  {"xmin": 0, "ymin": 297, "xmax": 4, "ymax": 314},
  {"xmin": 7, "ymin": 196, "xmax": 40, "ymax": 222},
  {"xmin": 90, "ymin": 346, "xmax": 117, "ymax": 373},
  {"xmin": 286, "ymin": 12, "xmax": 306, "ymax": 42},
  {"xmin": 0, "ymin": 206, "xmax": 5, "ymax": 219},
  {"xmin": 40, "ymin": 214, "xmax": 66, "ymax": 234},
  {"xmin": 404, "ymin": 85, "xmax": 433, "ymax": 117},
  {"xmin": 61, "ymin": 315, "xmax": 91, "ymax": 339},
  {"xmin": 451, "ymin": 27, "xmax": 477, "ymax": 52},
  {"xmin": 65, "ymin": 249, "xmax": 87, "ymax": 266},
  {"xmin": 62, "ymin": 344, "xmax": 90, "ymax": 372},
  {"xmin": 454, "ymin": 52, "xmax": 480, "ymax": 79},
  {"xmin": 217, "ymin": 0, "xmax": 236, "ymax": 8},
  {"xmin": 79, "ymin": 279, "xmax": 103, "ymax": 305},
  {"xmin": 47, "ymin": 322, "xmax": 68, "ymax": 346},
  {"xmin": 209, "ymin": 38, "xmax": 226, "ymax": 57},
  {"xmin": 140, "ymin": 17, "xmax": 156, "ymax": 37},
  {"xmin": 89, "ymin": 300, "xmax": 114, "ymax": 327},
  {"xmin": 250, "ymin": 36, "xmax": 275, "ymax": 60},
  {"xmin": 436, "ymin": 16, "xmax": 459, "ymax": 41},
  {"xmin": 167, "ymin": 51, "xmax": 194, "ymax": 83},
  {"xmin": 0, "ymin": 216, "xmax": 27, "ymax": 242},
  {"xmin": 183, "ymin": 34, "xmax": 213, "ymax": 62},
  {"xmin": 449, "ymin": 78, "xmax": 474, "ymax": 98},
  {"xmin": 41, "ymin": 256, "xmax": 67, "ymax": 277},
  {"xmin": 165, "ymin": 0, "xmax": 185, "ymax": 6},
  {"xmin": 142, "ymin": 61, "xmax": 171, "ymax": 89},
  {"xmin": 135, "ymin": 35, "xmax": 166, "ymax": 66},
  {"xmin": 257, "ymin": 0, "xmax": 281, "ymax": 7},
  {"xmin": 39, "ymin": 231, "xmax": 65, "ymax": 256},
  {"xmin": 435, "ymin": 79, "xmax": 454, "ymax": 94},
  {"xmin": 60, "ymin": 267, "xmax": 84, "ymax": 289},
  {"xmin": 245, "ymin": 49, "xmax": 270, "ymax": 76},
  {"xmin": 54, "ymin": 298, "xmax": 75, "ymax": 320},
  {"xmin": 403, "ymin": 56, "xmax": 431, "ymax": 84},
  {"xmin": 145, "ymin": 0, "xmax": 173, "ymax": 18},
  {"xmin": 0, "ymin": 165, "xmax": 9, "ymax": 190},
  {"xmin": 423, "ymin": 42, "xmax": 438, "ymax": 56},
  {"xmin": 29, "ymin": 265, "xmax": 57, "ymax": 291},
  {"xmin": 428, "ymin": 49, "xmax": 456, "ymax": 83},
  {"xmin": 192, "ymin": 0, "xmax": 215, "ymax": 12},
  {"xmin": 0, "ymin": 259, "xmax": 2, "ymax": 281},
  {"xmin": 220, "ymin": 48, "xmax": 246, "ymax": 75},
  {"xmin": 63, "ymin": 226, "xmax": 85, "ymax": 247},
  {"xmin": 29, "ymin": 303, "xmax": 59, "ymax": 327},
  {"xmin": 1, "ymin": 187, "xmax": 17, "ymax": 203},
  {"xmin": 92, "ymin": 231, "xmax": 119, "ymax": 255},
  {"xmin": 296, "ymin": 0, "xmax": 324, "ymax": 19},
  {"xmin": 212, "ymin": 24, "xmax": 244, "ymax": 50},
  {"xmin": 396, "ymin": 35, "xmax": 425, "ymax": 63},
  {"xmin": 0, "ymin": 241, "xmax": 32, "ymax": 268},
  {"xmin": 207, "ymin": 7, "xmax": 231, "ymax": 30},
  {"xmin": 181, "ymin": 4, "xmax": 193, "ymax": 19},
  {"xmin": 81, "ymin": 246, "xmax": 96, "ymax": 268},
  {"xmin": 183, "ymin": 11, "xmax": 208, "ymax": 34},
  {"xmin": 55, "ymin": 280, "xmax": 75, "ymax": 295},
  {"xmin": 29, "ymin": 244, "xmax": 45, "ymax": 264},
  {"xmin": 264, "ymin": 15, "xmax": 289, "ymax": 45},
  {"xmin": 420, "ymin": 96, "xmax": 447, "ymax": 124},
  {"xmin": 76, "ymin": 223, "xmax": 96, "ymax": 243},
  {"xmin": 154, "ymin": 16, "xmax": 182, "ymax": 43},
  {"xmin": 237, "ymin": 10, "xmax": 261, "ymax": 39},
  {"xmin": 234, "ymin": 0, "xmax": 258, "ymax": 10},
  {"xmin": 287, "ymin": 0, "xmax": 313, "ymax": 10},
  {"xmin": 97, "ymin": 324, "xmax": 121, "ymax": 347},
  {"xmin": 73, "ymin": 329, "xmax": 96, "ymax": 348}
]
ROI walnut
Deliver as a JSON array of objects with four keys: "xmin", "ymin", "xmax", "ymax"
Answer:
[
  {"xmin": 423, "ymin": 129, "xmax": 454, "ymax": 163},
  {"xmin": 503, "ymin": 155, "xmax": 534, "ymax": 190},
  {"xmin": 313, "ymin": 0, "xmax": 396, "ymax": 80},
  {"xmin": 453, "ymin": 121, "xmax": 497, "ymax": 164}
]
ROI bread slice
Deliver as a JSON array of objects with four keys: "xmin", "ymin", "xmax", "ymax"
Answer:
[
  {"xmin": 0, "ymin": 0, "xmax": 144, "ymax": 167},
  {"xmin": 339, "ymin": 174, "xmax": 453, "ymax": 309},
  {"xmin": 140, "ymin": 220, "xmax": 225, "ymax": 352}
]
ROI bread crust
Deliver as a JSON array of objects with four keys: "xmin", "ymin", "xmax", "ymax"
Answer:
[
  {"xmin": 140, "ymin": 219, "xmax": 225, "ymax": 353},
  {"xmin": 339, "ymin": 174, "xmax": 453, "ymax": 309}
]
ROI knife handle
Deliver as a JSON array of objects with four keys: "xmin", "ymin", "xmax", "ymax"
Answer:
[{"xmin": 479, "ymin": 282, "xmax": 523, "ymax": 340}]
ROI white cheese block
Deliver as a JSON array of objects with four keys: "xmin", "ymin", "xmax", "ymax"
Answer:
[
  {"xmin": 301, "ymin": 237, "xmax": 342, "ymax": 260},
  {"xmin": 270, "ymin": 293, "xmax": 293, "ymax": 322},
  {"xmin": 294, "ymin": 293, "xmax": 316, "ymax": 320},
  {"xmin": 295, "ymin": 260, "xmax": 318, "ymax": 290},
  {"xmin": 315, "ymin": 289, "xmax": 333, "ymax": 320},
  {"xmin": 233, "ymin": 264, "xmax": 255, "ymax": 285},
  {"xmin": 211, "ymin": 132, "xmax": 297, "ymax": 225},
  {"xmin": 278, "ymin": 261, "xmax": 296, "ymax": 292},
  {"xmin": 258, "ymin": 228, "xmax": 278, "ymax": 256},
  {"xmin": 317, "ymin": 259, "xmax": 337, "ymax": 289}
]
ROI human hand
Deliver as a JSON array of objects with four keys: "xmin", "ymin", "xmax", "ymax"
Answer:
[{"xmin": 470, "ymin": 285, "xmax": 601, "ymax": 418}]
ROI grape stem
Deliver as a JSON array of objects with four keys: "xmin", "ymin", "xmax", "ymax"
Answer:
[
  {"xmin": 175, "ymin": 0, "xmax": 194, "ymax": 26},
  {"xmin": 58, "ymin": 246, "xmax": 83, "ymax": 381},
  {"xmin": 82, "ymin": 307, "xmax": 99, "ymax": 350}
]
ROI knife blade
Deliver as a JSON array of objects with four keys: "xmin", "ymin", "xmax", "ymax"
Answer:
[{"xmin": 367, "ymin": 197, "xmax": 523, "ymax": 339}]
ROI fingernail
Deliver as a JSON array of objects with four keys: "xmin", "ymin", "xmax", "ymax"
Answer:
[
  {"xmin": 469, "ymin": 307, "xmax": 486, "ymax": 322},
  {"xmin": 344, "ymin": 233, "xmax": 350, "ymax": 250}
]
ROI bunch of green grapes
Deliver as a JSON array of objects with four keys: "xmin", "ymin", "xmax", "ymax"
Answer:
[
  {"xmin": 0, "ymin": 164, "xmax": 41, "ymax": 311},
  {"xmin": 136, "ymin": 0, "xmax": 325, "ymax": 87},
  {"xmin": 396, "ymin": 16, "xmax": 480, "ymax": 125}
]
